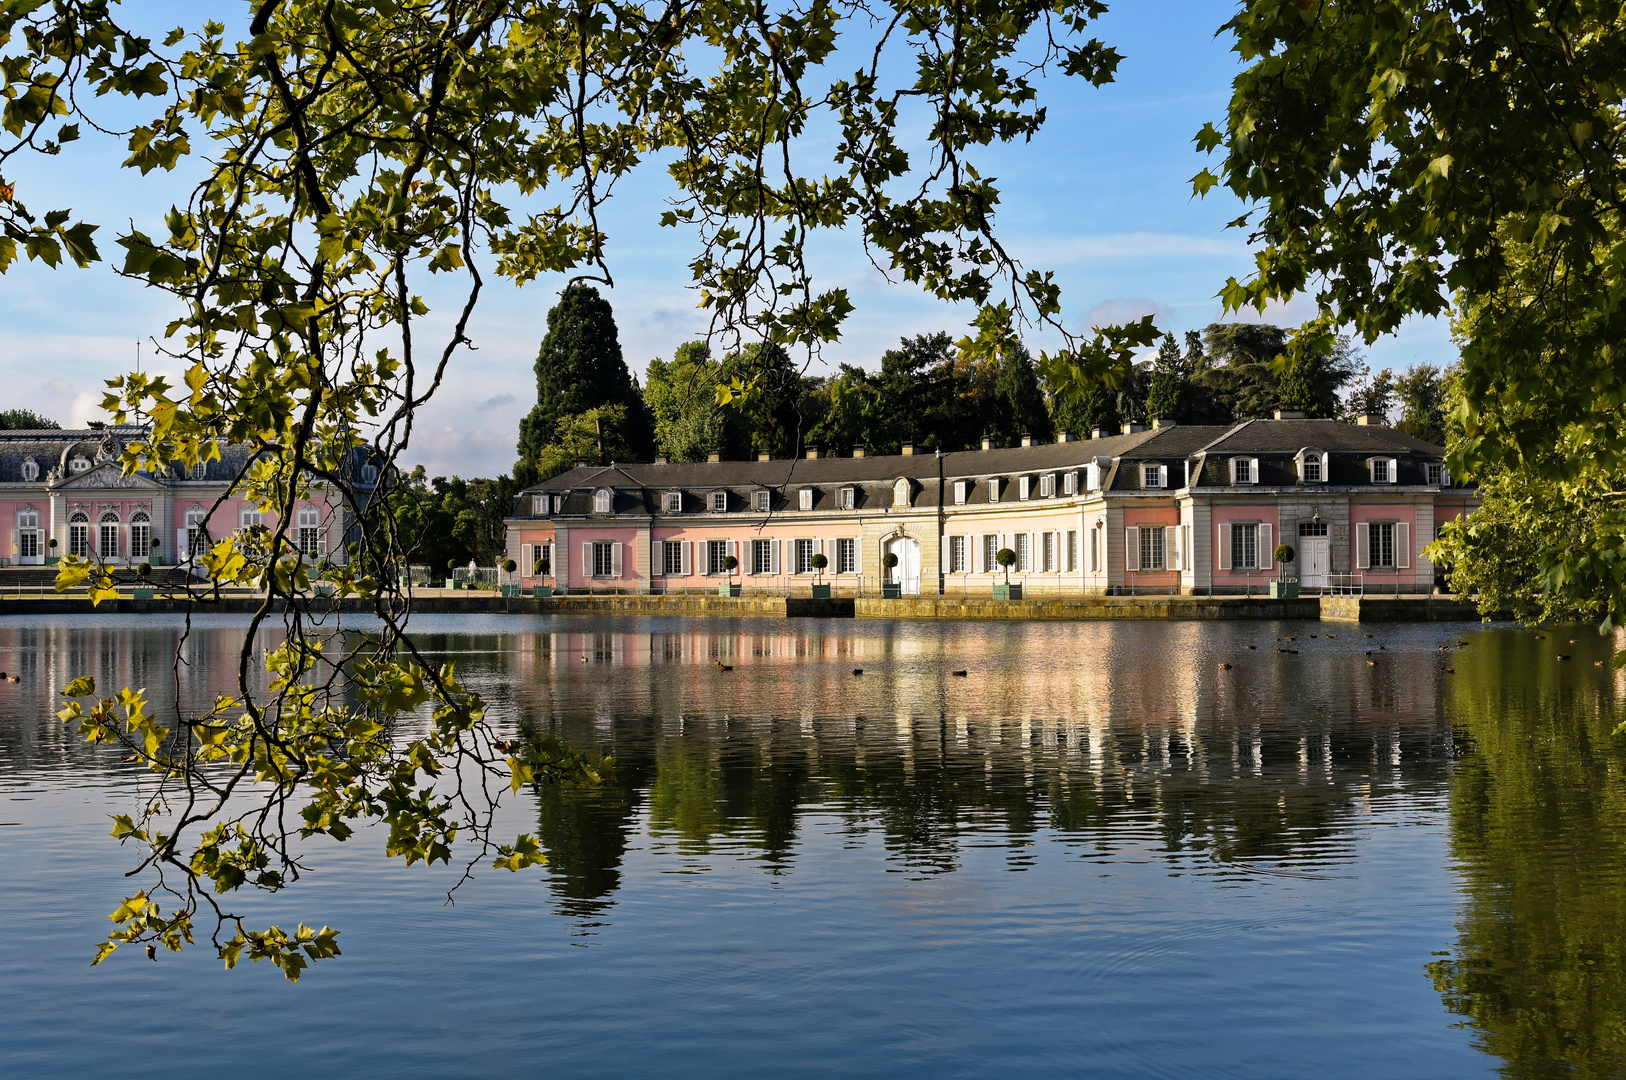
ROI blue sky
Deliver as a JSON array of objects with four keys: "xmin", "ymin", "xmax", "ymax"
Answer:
[{"xmin": 0, "ymin": 2, "xmax": 1456, "ymax": 477}]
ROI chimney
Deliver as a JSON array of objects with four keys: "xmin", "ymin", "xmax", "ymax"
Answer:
[
  {"xmin": 1151, "ymin": 417, "xmax": 1177, "ymax": 430},
  {"xmin": 901, "ymin": 441, "xmax": 915, "ymax": 456},
  {"xmin": 1020, "ymin": 432, "xmax": 1034, "ymax": 447},
  {"xmin": 757, "ymin": 450, "xmax": 771, "ymax": 461},
  {"xmin": 852, "ymin": 444, "xmax": 866, "ymax": 458},
  {"xmin": 654, "ymin": 454, "xmax": 668, "ymax": 465},
  {"xmin": 1122, "ymin": 422, "xmax": 1145, "ymax": 435},
  {"xmin": 981, "ymin": 435, "xmax": 993, "ymax": 451},
  {"xmin": 1274, "ymin": 409, "xmax": 1306, "ymax": 420},
  {"xmin": 1356, "ymin": 413, "xmax": 1385, "ymax": 427},
  {"xmin": 806, "ymin": 445, "xmax": 820, "ymax": 459},
  {"xmin": 708, "ymin": 449, "xmax": 722, "ymax": 463},
  {"xmin": 576, "ymin": 460, "xmax": 589, "ymax": 468},
  {"xmin": 1057, "ymin": 431, "xmax": 1074, "ymax": 443},
  {"xmin": 1091, "ymin": 427, "xmax": 1104, "ymax": 440}
]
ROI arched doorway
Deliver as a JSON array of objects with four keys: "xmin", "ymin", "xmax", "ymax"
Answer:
[{"xmin": 883, "ymin": 534, "xmax": 921, "ymax": 596}]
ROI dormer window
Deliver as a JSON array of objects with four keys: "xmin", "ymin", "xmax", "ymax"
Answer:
[
  {"xmin": 1063, "ymin": 471, "xmax": 1077, "ymax": 496},
  {"xmin": 1039, "ymin": 474, "xmax": 1055, "ymax": 498},
  {"xmin": 953, "ymin": 480, "xmax": 968, "ymax": 505},
  {"xmin": 893, "ymin": 479, "xmax": 910, "ymax": 507},
  {"xmin": 709, "ymin": 491, "xmax": 728, "ymax": 513},
  {"xmin": 1230, "ymin": 458, "xmax": 1257, "ymax": 485},
  {"xmin": 593, "ymin": 488, "xmax": 612, "ymax": 513},
  {"xmin": 70, "ymin": 456, "xmax": 91, "ymax": 474},
  {"xmin": 1425, "ymin": 463, "xmax": 1450, "ymax": 487},
  {"xmin": 1368, "ymin": 457, "xmax": 1398, "ymax": 484},
  {"xmin": 20, "ymin": 458, "xmax": 38, "ymax": 482},
  {"xmin": 189, "ymin": 462, "xmax": 206, "ymax": 480},
  {"xmin": 533, "ymin": 495, "xmax": 548, "ymax": 515},
  {"xmin": 1300, "ymin": 452, "xmax": 1325, "ymax": 483},
  {"xmin": 839, "ymin": 486, "xmax": 855, "ymax": 510},
  {"xmin": 552, "ymin": 495, "xmax": 564, "ymax": 514},
  {"xmin": 1018, "ymin": 476, "xmax": 1032, "ymax": 500},
  {"xmin": 755, "ymin": 490, "xmax": 771, "ymax": 512},
  {"xmin": 988, "ymin": 477, "xmax": 1001, "ymax": 503},
  {"xmin": 798, "ymin": 488, "xmax": 813, "ymax": 511},
  {"xmin": 1143, "ymin": 464, "xmax": 1165, "ymax": 489},
  {"xmin": 664, "ymin": 491, "xmax": 683, "ymax": 514}
]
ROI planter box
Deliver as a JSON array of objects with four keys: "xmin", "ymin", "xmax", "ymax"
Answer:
[
  {"xmin": 132, "ymin": 588, "xmax": 154, "ymax": 600},
  {"xmin": 810, "ymin": 584, "xmax": 832, "ymax": 598},
  {"xmin": 992, "ymin": 583, "xmax": 1022, "ymax": 600},
  {"xmin": 148, "ymin": 556, "xmax": 166, "ymax": 566},
  {"xmin": 499, "ymin": 584, "xmax": 521, "ymax": 598},
  {"xmin": 1269, "ymin": 580, "xmax": 1299, "ymax": 599},
  {"xmin": 45, "ymin": 556, "xmax": 59, "ymax": 565},
  {"xmin": 314, "ymin": 583, "xmax": 337, "ymax": 598},
  {"xmin": 531, "ymin": 585, "xmax": 553, "ymax": 598},
  {"xmin": 719, "ymin": 583, "xmax": 743, "ymax": 597},
  {"xmin": 881, "ymin": 583, "xmax": 902, "ymax": 599},
  {"xmin": 444, "ymin": 579, "xmax": 459, "ymax": 590}
]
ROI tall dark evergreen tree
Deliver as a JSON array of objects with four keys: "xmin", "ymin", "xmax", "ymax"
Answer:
[
  {"xmin": 516, "ymin": 284, "xmax": 653, "ymax": 484},
  {"xmin": 1145, "ymin": 334, "xmax": 1191, "ymax": 423}
]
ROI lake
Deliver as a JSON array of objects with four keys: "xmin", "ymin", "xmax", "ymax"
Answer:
[{"xmin": 2, "ymin": 613, "xmax": 1623, "ymax": 1078}]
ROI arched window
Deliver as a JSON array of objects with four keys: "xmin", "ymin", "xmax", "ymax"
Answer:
[
  {"xmin": 360, "ymin": 464, "xmax": 378, "ymax": 485},
  {"xmin": 98, "ymin": 511, "xmax": 121, "ymax": 560},
  {"xmin": 893, "ymin": 478, "xmax": 910, "ymax": 507},
  {"xmin": 20, "ymin": 458, "xmax": 38, "ymax": 482},
  {"xmin": 129, "ymin": 511, "xmax": 151, "ymax": 559},
  {"xmin": 593, "ymin": 488, "xmax": 612, "ymax": 514},
  {"xmin": 189, "ymin": 461, "xmax": 206, "ymax": 480},
  {"xmin": 68, "ymin": 512, "xmax": 90, "ymax": 558},
  {"xmin": 297, "ymin": 505, "xmax": 324, "ymax": 556},
  {"xmin": 69, "ymin": 456, "xmax": 90, "ymax": 474},
  {"xmin": 240, "ymin": 506, "xmax": 264, "ymax": 529}
]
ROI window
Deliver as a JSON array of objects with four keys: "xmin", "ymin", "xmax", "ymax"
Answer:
[
  {"xmin": 836, "ymin": 537, "xmax": 857, "ymax": 575},
  {"xmin": 99, "ymin": 512, "xmax": 120, "ymax": 560},
  {"xmin": 839, "ymin": 487, "xmax": 855, "ymax": 510},
  {"xmin": 129, "ymin": 512, "xmax": 151, "ymax": 559},
  {"xmin": 1063, "ymin": 471, "xmax": 1077, "ymax": 496},
  {"xmin": 533, "ymin": 495, "xmax": 549, "ymax": 515},
  {"xmin": 1298, "ymin": 521, "xmax": 1329, "ymax": 537},
  {"xmin": 1426, "ymin": 463, "xmax": 1447, "ymax": 486},
  {"xmin": 71, "ymin": 456, "xmax": 91, "ymax": 474},
  {"xmin": 706, "ymin": 539, "xmax": 730, "ymax": 575},
  {"xmin": 1140, "ymin": 527, "xmax": 1166, "ymax": 571},
  {"xmin": 188, "ymin": 461, "xmax": 206, "ymax": 480},
  {"xmin": 1015, "ymin": 533, "xmax": 1031, "ymax": 572},
  {"xmin": 893, "ymin": 479, "xmax": 910, "ymax": 507},
  {"xmin": 1369, "ymin": 522, "xmax": 1396, "ymax": 568},
  {"xmin": 664, "ymin": 540, "xmax": 685, "ymax": 576},
  {"xmin": 535, "ymin": 543, "xmax": 552, "ymax": 576},
  {"xmin": 1369, "ymin": 458, "xmax": 1395, "ymax": 484},
  {"xmin": 665, "ymin": 491, "xmax": 683, "ymax": 514},
  {"xmin": 1143, "ymin": 464, "xmax": 1164, "ymax": 489},
  {"xmin": 709, "ymin": 491, "xmax": 728, "ymax": 513},
  {"xmin": 953, "ymin": 480, "xmax": 968, "ymax": 505},
  {"xmin": 185, "ymin": 508, "xmax": 206, "ymax": 557},
  {"xmin": 988, "ymin": 478, "xmax": 1001, "ymax": 503},
  {"xmin": 593, "ymin": 488, "xmax": 612, "ymax": 513},
  {"xmin": 1039, "ymin": 474, "xmax": 1055, "ymax": 498},
  {"xmin": 1302, "ymin": 455, "xmax": 1322, "ymax": 483},
  {"xmin": 1067, "ymin": 530, "xmax": 1078, "ymax": 572},
  {"xmin": 1230, "ymin": 524, "xmax": 1258, "ymax": 570},
  {"xmin": 798, "ymin": 488, "xmax": 814, "ymax": 511},
  {"xmin": 949, "ymin": 535, "xmax": 968, "ymax": 573},
  {"xmin": 1043, "ymin": 531, "xmax": 1057, "ymax": 572},
  {"xmin": 983, "ymin": 534, "xmax": 999, "ymax": 574},
  {"xmin": 297, "ymin": 505, "xmax": 322, "ymax": 555},
  {"xmin": 20, "ymin": 459, "xmax": 37, "ymax": 482},
  {"xmin": 240, "ymin": 507, "xmax": 264, "ymax": 529},
  {"xmin": 1019, "ymin": 476, "xmax": 1031, "ymax": 501},
  {"xmin": 1089, "ymin": 528, "xmax": 1100, "ymax": 573},
  {"xmin": 592, "ymin": 541, "xmax": 615, "ymax": 577},
  {"xmin": 754, "ymin": 490, "xmax": 771, "ymax": 512},
  {"xmin": 752, "ymin": 538, "xmax": 774, "ymax": 575},
  {"xmin": 68, "ymin": 512, "xmax": 90, "ymax": 558},
  {"xmin": 794, "ymin": 538, "xmax": 815, "ymax": 574},
  {"xmin": 360, "ymin": 464, "xmax": 378, "ymax": 485},
  {"xmin": 17, "ymin": 508, "xmax": 37, "ymax": 530},
  {"xmin": 1231, "ymin": 458, "xmax": 1257, "ymax": 485}
]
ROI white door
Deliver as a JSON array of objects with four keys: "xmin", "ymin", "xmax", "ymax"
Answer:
[
  {"xmin": 885, "ymin": 536, "xmax": 921, "ymax": 595},
  {"xmin": 18, "ymin": 530, "xmax": 41, "ymax": 565},
  {"xmin": 1303, "ymin": 537, "xmax": 1330, "ymax": 588}
]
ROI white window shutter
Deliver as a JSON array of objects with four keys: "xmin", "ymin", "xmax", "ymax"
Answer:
[
  {"xmin": 1260, "ymin": 524, "xmax": 1273, "ymax": 570},
  {"xmin": 1125, "ymin": 527, "xmax": 1141, "ymax": 572},
  {"xmin": 770, "ymin": 539, "xmax": 780, "ymax": 574},
  {"xmin": 726, "ymin": 540, "xmax": 736, "ymax": 569},
  {"xmin": 1321, "ymin": 452, "xmax": 1330, "ymax": 482},
  {"xmin": 817, "ymin": 537, "xmax": 824, "ymax": 557},
  {"xmin": 1183, "ymin": 526, "xmax": 1191, "ymax": 572},
  {"xmin": 973, "ymin": 536, "xmax": 984, "ymax": 574},
  {"xmin": 1028, "ymin": 532, "xmax": 1038, "ymax": 572},
  {"xmin": 1250, "ymin": 458, "xmax": 1260, "ymax": 484},
  {"xmin": 1367, "ymin": 458, "xmax": 1375, "ymax": 482},
  {"xmin": 1397, "ymin": 522, "xmax": 1411, "ymax": 568},
  {"xmin": 582, "ymin": 542, "xmax": 592, "ymax": 578},
  {"xmin": 555, "ymin": 542, "xmax": 565, "ymax": 581},
  {"xmin": 1356, "ymin": 522, "xmax": 1370, "ymax": 568},
  {"xmin": 612, "ymin": 543, "xmax": 623, "ymax": 577},
  {"xmin": 680, "ymin": 540, "xmax": 692, "ymax": 576},
  {"xmin": 1441, "ymin": 467, "xmax": 1452, "ymax": 487},
  {"xmin": 650, "ymin": 541, "xmax": 662, "ymax": 576},
  {"xmin": 522, "ymin": 544, "xmax": 533, "ymax": 577},
  {"xmin": 1169, "ymin": 528, "xmax": 1181, "ymax": 571},
  {"xmin": 1388, "ymin": 458, "xmax": 1399, "ymax": 484},
  {"xmin": 854, "ymin": 538, "xmax": 862, "ymax": 577},
  {"xmin": 1229, "ymin": 459, "xmax": 1237, "ymax": 485},
  {"xmin": 941, "ymin": 535, "xmax": 950, "ymax": 570},
  {"xmin": 1218, "ymin": 524, "xmax": 1231, "ymax": 571}
]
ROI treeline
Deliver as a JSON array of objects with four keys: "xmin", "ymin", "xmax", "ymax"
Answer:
[{"xmin": 392, "ymin": 284, "xmax": 1453, "ymax": 567}]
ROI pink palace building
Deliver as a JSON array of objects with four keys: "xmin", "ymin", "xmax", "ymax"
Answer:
[
  {"xmin": 0, "ymin": 426, "xmax": 375, "ymax": 567},
  {"xmin": 504, "ymin": 413, "xmax": 1478, "ymax": 596}
]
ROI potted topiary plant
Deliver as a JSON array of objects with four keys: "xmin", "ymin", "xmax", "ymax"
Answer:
[
  {"xmin": 445, "ymin": 557, "xmax": 460, "ymax": 590},
  {"xmin": 1270, "ymin": 543, "xmax": 1298, "ymax": 598},
  {"xmin": 46, "ymin": 536, "xmax": 58, "ymax": 565},
  {"xmin": 719, "ymin": 553, "xmax": 742, "ymax": 596},
  {"xmin": 810, "ymin": 552, "xmax": 830, "ymax": 597},
  {"xmin": 133, "ymin": 560, "xmax": 155, "ymax": 600},
  {"xmin": 501, "ymin": 558, "xmax": 520, "ymax": 596},
  {"xmin": 993, "ymin": 547, "xmax": 1021, "ymax": 599},
  {"xmin": 880, "ymin": 551, "xmax": 901, "ymax": 598},
  {"xmin": 148, "ymin": 535, "xmax": 163, "ymax": 565}
]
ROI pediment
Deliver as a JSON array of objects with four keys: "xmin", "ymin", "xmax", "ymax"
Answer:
[{"xmin": 52, "ymin": 463, "xmax": 164, "ymax": 490}]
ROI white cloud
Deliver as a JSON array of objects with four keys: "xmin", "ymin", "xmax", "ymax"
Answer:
[{"xmin": 1082, "ymin": 297, "xmax": 1176, "ymax": 332}]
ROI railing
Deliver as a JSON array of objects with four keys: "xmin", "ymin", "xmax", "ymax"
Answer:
[{"xmin": 1326, "ymin": 573, "xmax": 1364, "ymax": 596}]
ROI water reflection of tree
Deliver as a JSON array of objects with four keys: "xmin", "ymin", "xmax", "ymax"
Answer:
[{"xmin": 1428, "ymin": 633, "xmax": 1626, "ymax": 1078}]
